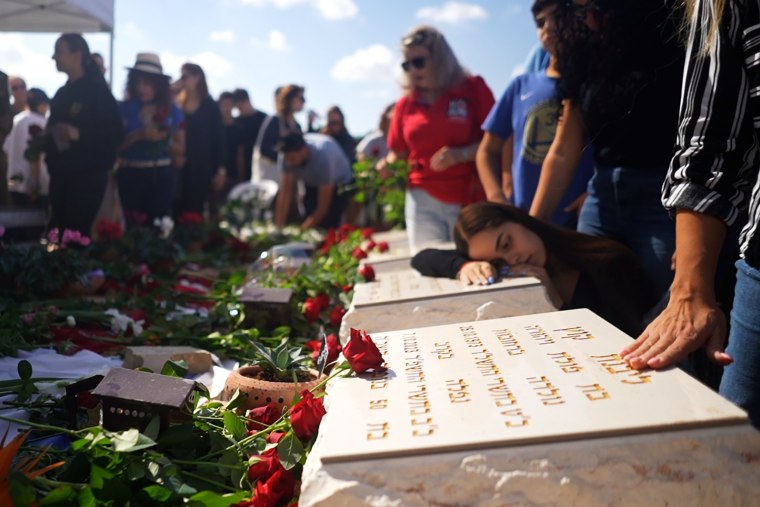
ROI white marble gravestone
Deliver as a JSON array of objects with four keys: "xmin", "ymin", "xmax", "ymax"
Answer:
[
  {"xmin": 339, "ymin": 269, "xmax": 554, "ymax": 341},
  {"xmin": 301, "ymin": 310, "xmax": 760, "ymax": 506},
  {"xmin": 363, "ymin": 239, "xmax": 454, "ymax": 275}
]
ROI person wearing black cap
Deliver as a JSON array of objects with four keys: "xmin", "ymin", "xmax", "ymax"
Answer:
[
  {"xmin": 3, "ymin": 87, "xmax": 50, "ymax": 208},
  {"xmin": 274, "ymin": 132, "xmax": 353, "ymax": 230},
  {"xmin": 117, "ymin": 52, "xmax": 185, "ymax": 223}
]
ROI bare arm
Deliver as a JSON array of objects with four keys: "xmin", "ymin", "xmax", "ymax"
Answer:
[
  {"xmin": 622, "ymin": 210, "xmax": 731, "ymax": 369},
  {"xmin": 529, "ymin": 101, "xmax": 586, "ymax": 221},
  {"xmin": 501, "ymin": 135, "xmax": 514, "ymax": 201},
  {"xmin": 274, "ymin": 171, "xmax": 296, "ymax": 228},
  {"xmin": 430, "ymin": 142, "xmax": 480, "ymax": 171},
  {"xmin": 475, "ymin": 132, "xmax": 509, "ymax": 203},
  {"xmin": 302, "ymin": 183, "xmax": 334, "ymax": 229}
]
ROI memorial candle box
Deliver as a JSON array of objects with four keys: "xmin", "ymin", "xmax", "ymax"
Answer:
[
  {"xmin": 339, "ymin": 268, "xmax": 554, "ymax": 340},
  {"xmin": 301, "ymin": 310, "xmax": 759, "ymax": 507}
]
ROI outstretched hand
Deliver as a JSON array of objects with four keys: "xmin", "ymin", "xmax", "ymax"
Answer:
[
  {"xmin": 621, "ymin": 294, "xmax": 732, "ymax": 370},
  {"xmin": 458, "ymin": 261, "xmax": 496, "ymax": 286}
]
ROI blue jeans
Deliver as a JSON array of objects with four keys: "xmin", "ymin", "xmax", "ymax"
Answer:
[
  {"xmin": 578, "ymin": 167, "xmax": 675, "ymax": 298},
  {"xmin": 405, "ymin": 188, "xmax": 461, "ymax": 252},
  {"xmin": 720, "ymin": 259, "xmax": 760, "ymax": 428}
]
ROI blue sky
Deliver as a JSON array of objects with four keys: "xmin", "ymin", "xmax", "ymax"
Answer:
[{"xmin": 1, "ymin": 0, "xmax": 538, "ymax": 135}]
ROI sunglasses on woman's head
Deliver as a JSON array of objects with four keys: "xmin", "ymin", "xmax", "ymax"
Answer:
[{"xmin": 401, "ymin": 56, "xmax": 427, "ymax": 72}]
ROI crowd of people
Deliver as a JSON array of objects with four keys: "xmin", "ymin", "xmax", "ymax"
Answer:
[{"xmin": 1, "ymin": 0, "xmax": 759, "ymax": 427}]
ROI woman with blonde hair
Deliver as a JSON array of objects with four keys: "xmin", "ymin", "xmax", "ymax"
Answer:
[
  {"xmin": 622, "ymin": 0, "xmax": 760, "ymax": 428},
  {"xmin": 274, "ymin": 84, "xmax": 305, "ymax": 135},
  {"xmin": 379, "ymin": 25, "xmax": 495, "ymax": 252}
]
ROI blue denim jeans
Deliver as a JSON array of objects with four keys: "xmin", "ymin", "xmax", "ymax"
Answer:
[
  {"xmin": 720, "ymin": 259, "xmax": 760, "ymax": 428},
  {"xmin": 405, "ymin": 188, "xmax": 461, "ymax": 252},
  {"xmin": 578, "ymin": 167, "xmax": 675, "ymax": 298}
]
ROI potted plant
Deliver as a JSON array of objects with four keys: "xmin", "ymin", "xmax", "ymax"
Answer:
[{"xmin": 222, "ymin": 340, "xmax": 326, "ymax": 411}]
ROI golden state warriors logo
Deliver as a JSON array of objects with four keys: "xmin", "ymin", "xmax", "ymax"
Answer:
[{"xmin": 522, "ymin": 98, "xmax": 559, "ymax": 165}]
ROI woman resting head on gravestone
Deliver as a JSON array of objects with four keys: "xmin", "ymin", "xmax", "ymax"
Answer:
[{"xmin": 411, "ymin": 202, "xmax": 656, "ymax": 337}]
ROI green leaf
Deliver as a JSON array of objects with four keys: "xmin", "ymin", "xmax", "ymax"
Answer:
[
  {"xmin": 39, "ymin": 485, "xmax": 76, "ymax": 505},
  {"xmin": 126, "ymin": 460, "xmax": 146, "ymax": 481},
  {"xmin": 76, "ymin": 486, "xmax": 97, "ymax": 507},
  {"xmin": 157, "ymin": 423, "xmax": 195, "ymax": 447},
  {"xmin": 110, "ymin": 428, "xmax": 157, "ymax": 453},
  {"xmin": 144, "ymin": 414, "xmax": 161, "ymax": 441},
  {"xmin": 224, "ymin": 389, "xmax": 246, "ymax": 411},
  {"xmin": 187, "ymin": 490, "xmax": 250, "ymax": 507},
  {"xmin": 17, "ymin": 359, "xmax": 32, "ymax": 380},
  {"xmin": 161, "ymin": 359, "xmax": 189, "ymax": 378},
  {"xmin": 277, "ymin": 432, "xmax": 304, "ymax": 470},
  {"xmin": 140, "ymin": 484, "xmax": 173, "ymax": 502},
  {"xmin": 223, "ymin": 410, "xmax": 246, "ymax": 440},
  {"xmin": 9, "ymin": 471, "xmax": 36, "ymax": 506}
]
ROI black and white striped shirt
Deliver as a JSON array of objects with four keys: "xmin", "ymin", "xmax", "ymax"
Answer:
[{"xmin": 664, "ymin": 0, "xmax": 760, "ymax": 267}]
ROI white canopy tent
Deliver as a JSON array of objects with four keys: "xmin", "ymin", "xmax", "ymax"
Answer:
[{"xmin": 0, "ymin": 0, "xmax": 116, "ymax": 85}]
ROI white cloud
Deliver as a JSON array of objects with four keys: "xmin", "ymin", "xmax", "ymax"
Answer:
[
  {"xmin": 331, "ymin": 44, "xmax": 396, "ymax": 83},
  {"xmin": 416, "ymin": 2, "xmax": 488, "ymax": 24},
  {"xmin": 241, "ymin": 0, "xmax": 357, "ymax": 20},
  {"xmin": 209, "ymin": 29, "xmax": 236, "ymax": 43},
  {"xmin": 251, "ymin": 29, "xmax": 291, "ymax": 52},
  {"xmin": 314, "ymin": 0, "xmax": 358, "ymax": 19},
  {"xmin": 0, "ymin": 34, "xmax": 64, "ymax": 95},
  {"xmin": 160, "ymin": 50, "xmax": 234, "ymax": 80}
]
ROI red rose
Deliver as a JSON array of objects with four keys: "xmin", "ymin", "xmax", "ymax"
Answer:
[
  {"xmin": 304, "ymin": 340, "xmax": 321, "ymax": 356},
  {"xmin": 252, "ymin": 468, "xmax": 296, "ymax": 507},
  {"xmin": 352, "ymin": 247, "xmax": 368, "ymax": 260},
  {"xmin": 289, "ymin": 390, "xmax": 326, "ymax": 442},
  {"xmin": 376, "ymin": 241, "xmax": 389, "ymax": 253},
  {"xmin": 179, "ymin": 211, "xmax": 203, "ymax": 225},
  {"xmin": 306, "ymin": 334, "xmax": 342, "ymax": 368},
  {"xmin": 365, "ymin": 239, "xmax": 377, "ymax": 251},
  {"xmin": 247, "ymin": 447, "xmax": 280, "ymax": 483},
  {"xmin": 358, "ymin": 264, "xmax": 375, "ymax": 282},
  {"xmin": 342, "ymin": 284, "xmax": 353, "ymax": 293},
  {"xmin": 314, "ymin": 293, "xmax": 330, "ymax": 312},
  {"xmin": 302, "ymin": 298, "xmax": 321, "ymax": 323},
  {"xmin": 266, "ymin": 431, "xmax": 286, "ymax": 444},
  {"xmin": 329, "ymin": 305, "xmax": 346, "ymax": 326},
  {"xmin": 246, "ymin": 402, "xmax": 281, "ymax": 431},
  {"xmin": 360, "ymin": 227, "xmax": 374, "ymax": 239},
  {"xmin": 343, "ymin": 328, "xmax": 387, "ymax": 373}
]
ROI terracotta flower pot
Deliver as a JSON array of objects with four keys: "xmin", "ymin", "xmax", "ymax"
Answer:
[{"xmin": 222, "ymin": 365, "xmax": 325, "ymax": 411}]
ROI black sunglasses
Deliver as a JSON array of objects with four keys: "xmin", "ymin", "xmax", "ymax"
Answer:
[{"xmin": 401, "ymin": 56, "xmax": 427, "ymax": 72}]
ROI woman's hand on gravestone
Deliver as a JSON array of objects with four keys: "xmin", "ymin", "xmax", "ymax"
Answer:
[
  {"xmin": 458, "ymin": 261, "xmax": 495, "ymax": 286},
  {"xmin": 622, "ymin": 294, "xmax": 731, "ymax": 370}
]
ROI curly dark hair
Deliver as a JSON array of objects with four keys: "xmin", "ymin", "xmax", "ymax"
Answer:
[
  {"xmin": 552, "ymin": 1, "xmax": 683, "ymax": 141},
  {"xmin": 125, "ymin": 70, "xmax": 171, "ymax": 107}
]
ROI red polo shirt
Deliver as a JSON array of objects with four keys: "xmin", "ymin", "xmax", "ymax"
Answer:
[{"xmin": 388, "ymin": 75, "xmax": 494, "ymax": 204}]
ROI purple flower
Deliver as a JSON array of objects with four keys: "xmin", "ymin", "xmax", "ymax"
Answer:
[
  {"xmin": 0, "ymin": 225, "xmax": 5, "ymax": 238},
  {"xmin": 47, "ymin": 228, "xmax": 60, "ymax": 244},
  {"xmin": 61, "ymin": 229, "xmax": 91, "ymax": 247}
]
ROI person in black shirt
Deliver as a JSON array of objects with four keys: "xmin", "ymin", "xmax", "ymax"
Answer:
[
  {"xmin": 174, "ymin": 63, "xmax": 226, "ymax": 217},
  {"xmin": 45, "ymin": 33, "xmax": 123, "ymax": 235},
  {"xmin": 412, "ymin": 202, "xmax": 655, "ymax": 337},
  {"xmin": 232, "ymin": 88, "xmax": 277, "ymax": 182},
  {"xmin": 528, "ymin": 0, "xmax": 684, "ymax": 300}
]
